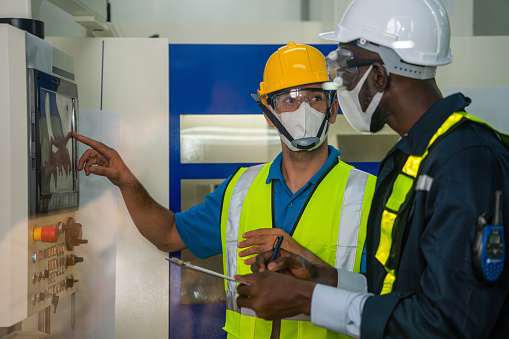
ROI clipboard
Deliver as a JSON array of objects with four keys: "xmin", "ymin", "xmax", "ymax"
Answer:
[{"xmin": 166, "ymin": 257, "xmax": 250, "ymax": 285}]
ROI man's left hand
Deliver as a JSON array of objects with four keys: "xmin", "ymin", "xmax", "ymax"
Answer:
[{"xmin": 237, "ymin": 228, "xmax": 328, "ymax": 266}]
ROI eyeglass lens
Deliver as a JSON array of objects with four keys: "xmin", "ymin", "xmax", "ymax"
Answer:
[
  {"xmin": 326, "ymin": 47, "xmax": 359, "ymax": 86},
  {"xmin": 273, "ymin": 89, "xmax": 330, "ymax": 112}
]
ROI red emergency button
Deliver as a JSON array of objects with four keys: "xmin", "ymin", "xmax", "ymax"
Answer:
[{"xmin": 33, "ymin": 226, "xmax": 59, "ymax": 243}]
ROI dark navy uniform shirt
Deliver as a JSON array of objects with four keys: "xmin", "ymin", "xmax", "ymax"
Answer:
[{"xmin": 362, "ymin": 93, "xmax": 509, "ymax": 339}]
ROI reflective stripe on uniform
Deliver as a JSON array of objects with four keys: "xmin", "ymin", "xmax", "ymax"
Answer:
[
  {"xmin": 335, "ymin": 168, "xmax": 370, "ymax": 270},
  {"xmin": 241, "ymin": 307, "xmax": 311, "ymax": 321},
  {"xmin": 225, "ymin": 164, "xmax": 265, "ymax": 313},
  {"xmin": 375, "ymin": 111, "xmax": 509, "ymax": 294}
]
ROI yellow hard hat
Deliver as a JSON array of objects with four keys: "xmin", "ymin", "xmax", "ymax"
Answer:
[{"xmin": 258, "ymin": 42, "xmax": 329, "ymax": 104}]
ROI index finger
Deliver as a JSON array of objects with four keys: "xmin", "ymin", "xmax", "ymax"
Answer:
[
  {"xmin": 234, "ymin": 272, "xmax": 263, "ymax": 285},
  {"xmin": 251, "ymin": 251, "xmax": 274, "ymax": 273},
  {"xmin": 242, "ymin": 228, "xmax": 284, "ymax": 238},
  {"xmin": 266, "ymin": 253, "xmax": 304, "ymax": 272},
  {"xmin": 72, "ymin": 132, "xmax": 115, "ymax": 160}
]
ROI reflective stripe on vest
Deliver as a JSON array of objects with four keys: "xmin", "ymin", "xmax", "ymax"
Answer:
[
  {"xmin": 224, "ymin": 164, "xmax": 265, "ymax": 313},
  {"xmin": 220, "ymin": 159, "xmax": 376, "ymax": 339},
  {"xmin": 375, "ymin": 111, "xmax": 509, "ymax": 295},
  {"xmin": 336, "ymin": 168, "xmax": 371, "ymax": 270}
]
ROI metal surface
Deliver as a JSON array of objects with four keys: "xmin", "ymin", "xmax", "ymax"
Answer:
[
  {"xmin": 0, "ymin": 25, "xmax": 95, "ymax": 339},
  {"xmin": 337, "ymin": 134, "xmax": 401, "ymax": 162},
  {"xmin": 167, "ymin": 258, "xmax": 249, "ymax": 285},
  {"xmin": 0, "ymin": 24, "xmax": 29, "ymax": 327},
  {"xmin": 37, "ymin": 307, "xmax": 50, "ymax": 334},
  {"xmin": 47, "ymin": 37, "xmax": 169, "ymax": 339},
  {"xmin": 71, "ymin": 293, "xmax": 75, "ymax": 331},
  {"xmin": 180, "ymin": 114, "xmax": 279, "ymax": 164}
]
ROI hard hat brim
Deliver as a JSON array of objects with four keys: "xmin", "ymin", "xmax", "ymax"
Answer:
[{"xmin": 319, "ymin": 31, "xmax": 339, "ymax": 42}]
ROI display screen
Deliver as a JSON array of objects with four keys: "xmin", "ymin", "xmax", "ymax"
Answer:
[
  {"xmin": 39, "ymin": 88, "xmax": 75, "ymax": 194},
  {"xmin": 29, "ymin": 69, "xmax": 79, "ymax": 217}
]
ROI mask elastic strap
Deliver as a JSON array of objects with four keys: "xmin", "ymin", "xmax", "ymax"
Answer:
[
  {"xmin": 315, "ymin": 107, "xmax": 331, "ymax": 139},
  {"xmin": 251, "ymin": 94, "xmax": 295, "ymax": 143}
]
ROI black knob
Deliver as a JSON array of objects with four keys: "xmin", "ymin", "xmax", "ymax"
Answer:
[
  {"xmin": 52, "ymin": 295, "xmax": 59, "ymax": 314},
  {"xmin": 65, "ymin": 254, "xmax": 84, "ymax": 267},
  {"xmin": 63, "ymin": 221, "xmax": 88, "ymax": 251},
  {"xmin": 65, "ymin": 277, "xmax": 79, "ymax": 289},
  {"xmin": 38, "ymin": 270, "xmax": 49, "ymax": 280}
]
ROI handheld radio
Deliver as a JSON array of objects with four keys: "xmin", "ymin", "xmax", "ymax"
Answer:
[{"xmin": 472, "ymin": 191, "xmax": 505, "ymax": 284}]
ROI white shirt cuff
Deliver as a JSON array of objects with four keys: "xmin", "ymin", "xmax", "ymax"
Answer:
[
  {"xmin": 311, "ymin": 284, "xmax": 372, "ymax": 337},
  {"xmin": 337, "ymin": 269, "xmax": 368, "ymax": 293}
]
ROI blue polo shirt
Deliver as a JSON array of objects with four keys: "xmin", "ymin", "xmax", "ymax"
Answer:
[{"xmin": 175, "ymin": 146, "xmax": 343, "ymax": 260}]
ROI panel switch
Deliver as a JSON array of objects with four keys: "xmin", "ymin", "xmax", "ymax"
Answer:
[
  {"xmin": 66, "ymin": 277, "xmax": 79, "ymax": 289},
  {"xmin": 61, "ymin": 218, "xmax": 88, "ymax": 251},
  {"xmin": 65, "ymin": 254, "xmax": 84, "ymax": 267},
  {"xmin": 33, "ymin": 225, "xmax": 59, "ymax": 243}
]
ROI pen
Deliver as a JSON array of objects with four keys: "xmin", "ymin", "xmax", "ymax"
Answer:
[{"xmin": 269, "ymin": 235, "xmax": 284, "ymax": 262}]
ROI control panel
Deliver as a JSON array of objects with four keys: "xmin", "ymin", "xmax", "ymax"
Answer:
[
  {"xmin": 28, "ymin": 212, "xmax": 87, "ymax": 316},
  {"xmin": 1, "ymin": 23, "xmax": 87, "ymax": 329}
]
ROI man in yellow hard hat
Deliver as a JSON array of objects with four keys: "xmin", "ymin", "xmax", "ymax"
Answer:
[{"xmin": 72, "ymin": 42, "xmax": 376, "ymax": 339}]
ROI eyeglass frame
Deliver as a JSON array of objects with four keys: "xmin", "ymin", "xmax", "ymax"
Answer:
[
  {"xmin": 326, "ymin": 46, "xmax": 383, "ymax": 88},
  {"xmin": 265, "ymin": 87, "xmax": 336, "ymax": 113}
]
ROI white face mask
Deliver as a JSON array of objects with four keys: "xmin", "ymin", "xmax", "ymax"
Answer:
[
  {"xmin": 270, "ymin": 102, "xmax": 329, "ymax": 152},
  {"xmin": 337, "ymin": 65, "xmax": 384, "ymax": 133}
]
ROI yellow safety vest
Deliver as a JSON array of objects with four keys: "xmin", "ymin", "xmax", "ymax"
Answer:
[
  {"xmin": 220, "ymin": 159, "xmax": 376, "ymax": 339},
  {"xmin": 375, "ymin": 111, "xmax": 509, "ymax": 295}
]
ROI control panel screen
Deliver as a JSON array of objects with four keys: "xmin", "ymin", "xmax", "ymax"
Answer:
[
  {"xmin": 29, "ymin": 69, "xmax": 79, "ymax": 217},
  {"xmin": 39, "ymin": 88, "xmax": 75, "ymax": 194}
]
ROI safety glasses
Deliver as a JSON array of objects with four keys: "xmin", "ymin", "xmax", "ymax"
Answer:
[
  {"xmin": 326, "ymin": 46, "xmax": 383, "ymax": 88},
  {"xmin": 266, "ymin": 88, "xmax": 335, "ymax": 113}
]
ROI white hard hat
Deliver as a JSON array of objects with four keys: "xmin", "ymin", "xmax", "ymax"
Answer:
[{"xmin": 320, "ymin": 0, "xmax": 453, "ymax": 79}]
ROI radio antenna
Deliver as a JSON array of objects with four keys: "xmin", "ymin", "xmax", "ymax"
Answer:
[{"xmin": 493, "ymin": 190, "xmax": 503, "ymax": 226}]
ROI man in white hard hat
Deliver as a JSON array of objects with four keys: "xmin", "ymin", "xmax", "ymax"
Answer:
[
  {"xmin": 72, "ymin": 42, "xmax": 376, "ymax": 338},
  {"xmin": 235, "ymin": 0, "xmax": 509, "ymax": 338}
]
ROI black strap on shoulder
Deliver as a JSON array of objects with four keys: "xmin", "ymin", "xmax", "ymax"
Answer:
[{"xmin": 271, "ymin": 180, "xmax": 276, "ymax": 229}]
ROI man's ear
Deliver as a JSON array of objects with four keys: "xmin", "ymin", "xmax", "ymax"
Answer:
[
  {"xmin": 372, "ymin": 62, "xmax": 389, "ymax": 92},
  {"xmin": 329, "ymin": 99, "xmax": 338, "ymax": 124},
  {"xmin": 263, "ymin": 104, "xmax": 275, "ymax": 127}
]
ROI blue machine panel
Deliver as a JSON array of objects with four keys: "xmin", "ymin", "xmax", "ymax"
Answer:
[{"xmin": 170, "ymin": 44, "xmax": 341, "ymax": 115}]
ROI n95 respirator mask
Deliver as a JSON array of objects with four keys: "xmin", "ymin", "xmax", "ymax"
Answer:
[
  {"xmin": 270, "ymin": 102, "xmax": 329, "ymax": 151},
  {"xmin": 337, "ymin": 66, "xmax": 384, "ymax": 134}
]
